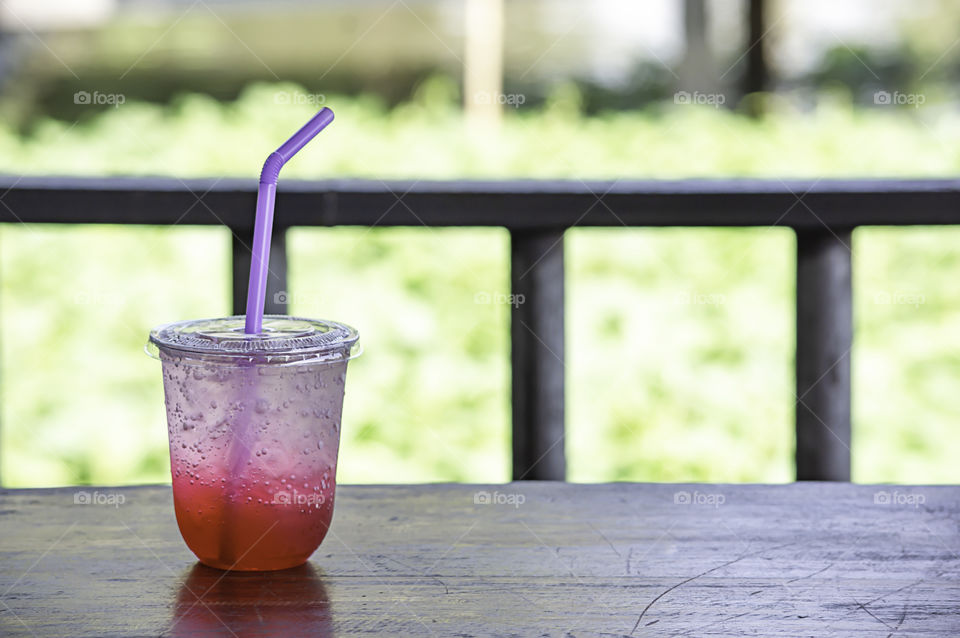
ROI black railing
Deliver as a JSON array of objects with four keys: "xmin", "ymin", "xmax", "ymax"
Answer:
[{"xmin": 5, "ymin": 176, "xmax": 960, "ymax": 481}]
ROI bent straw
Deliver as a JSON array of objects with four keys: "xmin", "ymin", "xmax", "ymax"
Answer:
[
  {"xmin": 219, "ymin": 108, "xmax": 335, "ymax": 568},
  {"xmin": 245, "ymin": 107, "xmax": 335, "ymax": 335}
]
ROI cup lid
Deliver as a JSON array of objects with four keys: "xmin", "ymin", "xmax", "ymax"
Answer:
[{"xmin": 147, "ymin": 315, "xmax": 360, "ymax": 365}]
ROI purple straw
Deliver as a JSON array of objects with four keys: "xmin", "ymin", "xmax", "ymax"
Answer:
[
  {"xmin": 244, "ymin": 107, "xmax": 335, "ymax": 334},
  {"xmin": 218, "ymin": 109, "xmax": 335, "ymax": 565}
]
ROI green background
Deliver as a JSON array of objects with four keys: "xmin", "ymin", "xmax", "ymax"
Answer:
[{"xmin": 3, "ymin": 81, "xmax": 959, "ymax": 486}]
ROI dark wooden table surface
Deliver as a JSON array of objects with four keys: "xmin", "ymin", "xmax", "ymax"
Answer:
[{"xmin": 1, "ymin": 483, "xmax": 958, "ymax": 637}]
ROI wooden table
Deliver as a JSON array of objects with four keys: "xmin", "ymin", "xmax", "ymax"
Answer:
[{"xmin": 1, "ymin": 483, "xmax": 957, "ymax": 636}]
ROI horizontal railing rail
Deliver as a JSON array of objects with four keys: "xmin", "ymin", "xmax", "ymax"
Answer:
[
  {"xmin": 4, "ymin": 176, "xmax": 960, "ymax": 227},
  {"xmin": 4, "ymin": 175, "xmax": 960, "ymax": 481}
]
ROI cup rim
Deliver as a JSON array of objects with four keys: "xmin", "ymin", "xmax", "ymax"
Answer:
[{"xmin": 147, "ymin": 315, "xmax": 361, "ymax": 367}]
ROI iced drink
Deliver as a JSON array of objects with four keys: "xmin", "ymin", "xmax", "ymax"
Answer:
[{"xmin": 148, "ymin": 316, "xmax": 359, "ymax": 571}]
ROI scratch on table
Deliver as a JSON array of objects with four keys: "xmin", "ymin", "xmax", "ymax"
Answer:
[
  {"xmin": 630, "ymin": 540, "xmax": 801, "ymax": 635},
  {"xmin": 858, "ymin": 579, "xmax": 924, "ymax": 608},
  {"xmin": 382, "ymin": 555, "xmax": 450, "ymax": 594},
  {"xmin": 677, "ymin": 610, "xmax": 753, "ymax": 636},
  {"xmin": 886, "ymin": 606, "xmax": 908, "ymax": 638},
  {"xmin": 748, "ymin": 560, "xmax": 836, "ymax": 596},
  {"xmin": 382, "ymin": 555, "xmax": 419, "ymax": 573},
  {"xmin": 588, "ymin": 521, "xmax": 621, "ymax": 558},
  {"xmin": 886, "ymin": 575, "xmax": 916, "ymax": 638},
  {"xmin": 852, "ymin": 598, "xmax": 894, "ymax": 630},
  {"xmin": 785, "ymin": 562, "xmax": 835, "ymax": 584}
]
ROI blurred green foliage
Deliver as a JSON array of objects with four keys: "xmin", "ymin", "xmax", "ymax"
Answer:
[{"xmin": 2, "ymin": 79, "xmax": 959, "ymax": 486}]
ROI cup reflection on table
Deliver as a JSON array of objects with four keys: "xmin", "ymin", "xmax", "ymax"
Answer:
[{"xmin": 168, "ymin": 562, "xmax": 333, "ymax": 637}]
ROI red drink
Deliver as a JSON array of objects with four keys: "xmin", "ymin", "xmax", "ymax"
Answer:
[
  {"xmin": 150, "ymin": 316, "xmax": 358, "ymax": 571},
  {"xmin": 171, "ymin": 469, "xmax": 337, "ymax": 571}
]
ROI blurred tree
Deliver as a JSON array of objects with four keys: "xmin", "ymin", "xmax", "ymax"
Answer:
[
  {"xmin": 464, "ymin": 0, "xmax": 504, "ymax": 133},
  {"xmin": 680, "ymin": 0, "xmax": 715, "ymax": 96},
  {"xmin": 744, "ymin": 0, "xmax": 768, "ymax": 94}
]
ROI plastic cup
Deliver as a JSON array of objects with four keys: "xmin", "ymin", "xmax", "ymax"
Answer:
[{"xmin": 147, "ymin": 315, "xmax": 359, "ymax": 571}]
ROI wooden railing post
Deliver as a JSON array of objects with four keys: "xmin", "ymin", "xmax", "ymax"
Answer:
[
  {"xmin": 510, "ymin": 229, "xmax": 566, "ymax": 480},
  {"xmin": 231, "ymin": 227, "xmax": 288, "ymax": 316},
  {"xmin": 795, "ymin": 229, "xmax": 852, "ymax": 481}
]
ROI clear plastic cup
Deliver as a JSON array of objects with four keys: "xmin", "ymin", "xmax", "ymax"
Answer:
[{"xmin": 147, "ymin": 316, "xmax": 359, "ymax": 571}]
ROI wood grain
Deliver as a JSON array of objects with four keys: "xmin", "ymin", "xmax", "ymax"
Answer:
[{"xmin": 1, "ymin": 483, "xmax": 958, "ymax": 636}]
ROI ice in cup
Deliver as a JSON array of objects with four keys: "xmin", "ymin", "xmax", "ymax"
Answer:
[{"xmin": 147, "ymin": 315, "xmax": 359, "ymax": 571}]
